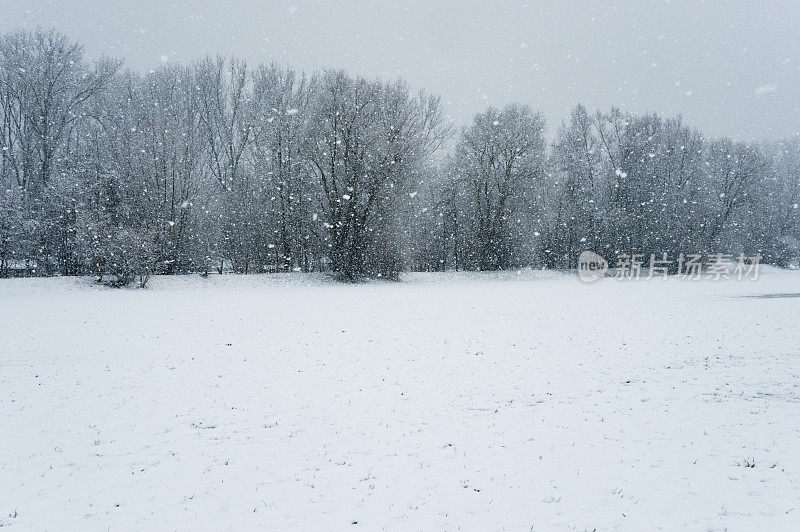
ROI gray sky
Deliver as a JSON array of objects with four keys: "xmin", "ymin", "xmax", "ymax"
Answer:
[{"xmin": 2, "ymin": 0, "xmax": 798, "ymax": 140}]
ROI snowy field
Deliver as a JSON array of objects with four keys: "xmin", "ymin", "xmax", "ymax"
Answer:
[{"xmin": 1, "ymin": 269, "xmax": 800, "ymax": 530}]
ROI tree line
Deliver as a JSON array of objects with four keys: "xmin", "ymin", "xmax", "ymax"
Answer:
[{"xmin": 1, "ymin": 29, "xmax": 798, "ymax": 284}]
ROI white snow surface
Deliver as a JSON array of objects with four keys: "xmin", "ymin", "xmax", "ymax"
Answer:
[{"xmin": 1, "ymin": 270, "xmax": 800, "ymax": 530}]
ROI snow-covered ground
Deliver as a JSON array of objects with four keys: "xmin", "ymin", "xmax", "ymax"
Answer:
[{"xmin": 1, "ymin": 270, "xmax": 799, "ymax": 530}]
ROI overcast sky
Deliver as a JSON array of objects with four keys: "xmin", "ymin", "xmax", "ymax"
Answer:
[{"xmin": 2, "ymin": 0, "xmax": 798, "ymax": 140}]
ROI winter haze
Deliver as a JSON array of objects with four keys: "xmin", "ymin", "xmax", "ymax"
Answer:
[
  {"xmin": 3, "ymin": 2, "xmax": 800, "ymax": 530},
  {"xmin": 2, "ymin": 0, "xmax": 799, "ymax": 139}
]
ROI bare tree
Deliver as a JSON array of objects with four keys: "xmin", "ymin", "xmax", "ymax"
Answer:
[
  {"xmin": 0, "ymin": 29, "xmax": 117, "ymax": 189},
  {"xmin": 251, "ymin": 65, "xmax": 317, "ymax": 271},
  {"xmin": 449, "ymin": 104, "xmax": 546, "ymax": 270},
  {"xmin": 304, "ymin": 71, "xmax": 447, "ymax": 279}
]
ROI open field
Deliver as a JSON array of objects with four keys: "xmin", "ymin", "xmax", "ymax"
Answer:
[{"xmin": 1, "ymin": 270, "xmax": 800, "ymax": 530}]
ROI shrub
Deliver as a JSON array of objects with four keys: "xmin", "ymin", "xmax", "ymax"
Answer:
[{"xmin": 83, "ymin": 224, "xmax": 155, "ymax": 288}]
